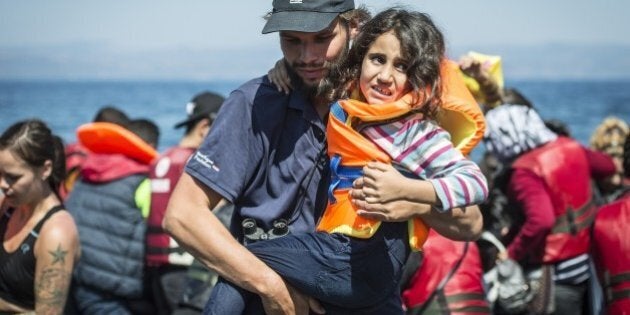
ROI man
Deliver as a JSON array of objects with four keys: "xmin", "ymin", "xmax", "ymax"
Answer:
[
  {"xmin": 66, "ymin": 120, "xmax": 158, "ymax": 314},
  {"xmin": 145, "ymin": 91, "xmax": 225, "ymax": 314},
  {"xmin": 164, "ymin": 1, "xmax": 482, "ymax": 314}
]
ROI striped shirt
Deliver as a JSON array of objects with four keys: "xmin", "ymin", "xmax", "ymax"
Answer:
[{"xmin": 362, "ymin": 113, "xmax": 488, "ymax": 211}]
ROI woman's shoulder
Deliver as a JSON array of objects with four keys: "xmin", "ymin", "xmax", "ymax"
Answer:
[{"xmin": 37, "ymin": 209, "xmax": 79, "ymax": 249}]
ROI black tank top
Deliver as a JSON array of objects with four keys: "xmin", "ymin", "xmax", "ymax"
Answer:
[{"xmin": 0, "ymin": 205, "xmax": 64, "ymax": 309}]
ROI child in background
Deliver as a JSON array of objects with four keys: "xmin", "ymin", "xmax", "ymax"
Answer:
[{"xmin": 207, "ymin": 8, "xmax": 488, "ymax": 314}]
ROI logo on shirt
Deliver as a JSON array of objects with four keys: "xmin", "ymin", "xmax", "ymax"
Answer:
[
  {"xmin": 193, "ymin": 152, "xmax": 220, "ymax": 172},
  {"xmin": 20, "ymin": 243, "xmax": 30, "ymax": 254}
]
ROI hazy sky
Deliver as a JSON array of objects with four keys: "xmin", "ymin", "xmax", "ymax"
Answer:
[
  {"xmin": 2, "ymin": 0, "xmax": 628, "ymax": 50},
  {"xmin": 1, "ymin": 1, "xmax": 629, "ymax": 80}
]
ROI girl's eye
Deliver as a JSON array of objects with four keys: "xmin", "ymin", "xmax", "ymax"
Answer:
[
  {"xmin": 395, "ymin": 63, "xmax": 408, "ymax": 72},
  {"xmin": 371, "ymin": 55, "xmax": 385, "ymax": 64}
]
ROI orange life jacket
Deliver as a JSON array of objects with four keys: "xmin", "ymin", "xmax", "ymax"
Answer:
[
  {"xmin": 512, "ymin": 137, "xmax": 596, "ymax": 263},
  {"xmin": 77, "ymin": 122, "xmax": 158, "ymax": 165},
  {"xmin": 316, "ymin": 60, "xmax": 485, "ymax": 251},
  {"xmin": 592, "ymin": 193, "xmax": 630, "ymax": 314}
]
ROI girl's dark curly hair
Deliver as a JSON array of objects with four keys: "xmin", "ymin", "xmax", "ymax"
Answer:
[{"xmin": 320, "ymin": 8, "xmax": 445, "ymax": 119}]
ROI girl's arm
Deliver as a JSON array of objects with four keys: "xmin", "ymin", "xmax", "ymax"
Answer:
[
  {"xmin": 33, "ymin": 210, "xmax": 79, "ymax": 315},
  {"xmin": 359, "ymin": 120, "xmax": 488, "ymax": 210},
  {"xmin": 267, "ymin": 58, "xmax": 292, "ymax": 94}
]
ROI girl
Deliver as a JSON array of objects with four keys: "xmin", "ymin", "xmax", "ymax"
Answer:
[
  {"xmin": 0, "ymin": 119, "xmax": 80, "ymax": 314},
  {"xmin": 207, "ymin": 8, "xmax": 487, "ymax": 314}
]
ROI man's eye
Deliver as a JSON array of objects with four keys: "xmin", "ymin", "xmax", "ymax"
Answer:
[
  {"xmin": 282, "ymin": 38, "xmax": 300, "ymax": 45},
  {"xmin": 315, "ymin": 35, "xmax": 334, "ymax": 43}
]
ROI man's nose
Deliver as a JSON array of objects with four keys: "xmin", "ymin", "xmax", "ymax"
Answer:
[{"xmin": 299, "ymin": 42, "xmax": 319, "ymax": 64}]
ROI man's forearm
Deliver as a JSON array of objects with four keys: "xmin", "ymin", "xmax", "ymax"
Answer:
[
  {"xmin": 163, "ymin": 174, "xmax": 286, "ymax": 297},
  {"xmin": 418, "ymin": 205, "xmax": 483, "ymax": 241}
]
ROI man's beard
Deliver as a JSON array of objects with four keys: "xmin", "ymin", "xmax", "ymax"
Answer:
[
  {"xmin": 287, "ymin": 40, "xmax": 350, "ymax": 99},
  {"xmin": 288, "ymin": 60, "xmax": 328, "ymax": 96}
]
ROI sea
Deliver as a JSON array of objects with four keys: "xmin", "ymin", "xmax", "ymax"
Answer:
[{"xmin": 0, "ymin": 79, "xmax": 629, "ymax": 163}]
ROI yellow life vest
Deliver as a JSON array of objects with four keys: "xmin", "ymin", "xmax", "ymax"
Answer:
[{"xmin": 458, "ymin": 51, "xmax": 504, "ymax": 107}]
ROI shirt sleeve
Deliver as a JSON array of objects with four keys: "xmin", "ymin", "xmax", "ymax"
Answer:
[
  {"xmin": 185, "ymin": 89, "xmax": 263, "ymax": 202},
  {"xmin": 506, "ymin": 168, "xmax": 556, "ymax": 262},
  {"xmin": 365, "ymin": 118, "xmax": 489, "ymax": 211},
  {"xmin": 583, "ymin": 147, "xmax": 617, "ymax": 180}
]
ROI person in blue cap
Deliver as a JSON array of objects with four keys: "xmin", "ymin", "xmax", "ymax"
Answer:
[{"xmin": 164, "ymin": 1, "xmax": 483, "ymax": 314}]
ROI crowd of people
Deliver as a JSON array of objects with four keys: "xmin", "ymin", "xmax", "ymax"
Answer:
[{"xmin": 1, "ymin": 0, "xmax": 628, "ymax": 314}]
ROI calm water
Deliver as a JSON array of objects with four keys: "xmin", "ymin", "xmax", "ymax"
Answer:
[{"xmin": 0, "ymin": 79, "xmax": 628, "ymax": 162}]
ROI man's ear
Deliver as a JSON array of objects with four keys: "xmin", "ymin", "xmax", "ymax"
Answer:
[
  {"xmin": 348, "ymin": 18, "xmax": 360, "ymax": 40},
  {"xmin": 196, "ymin": 118, "xmax": 212, "ymax": 138}
]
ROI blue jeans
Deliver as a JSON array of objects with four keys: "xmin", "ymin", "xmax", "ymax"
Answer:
[{"xmin": 204, "ymin": 222, "xmax": 410, "ymax": 315}]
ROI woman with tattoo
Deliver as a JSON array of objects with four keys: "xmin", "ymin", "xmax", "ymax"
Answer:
[{"xmin": 0, "ymin": 119, "xmax": 80, "ymax": 314}]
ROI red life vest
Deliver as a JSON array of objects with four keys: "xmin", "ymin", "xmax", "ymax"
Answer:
[
  {"xmin": 592, "ymin": 192, "xmax": 630, "ymax": 314},
  {"xmin": 403, "ymin": 230, "xmax": 490, "ymax": 314},
  {"xmin": 512, "ymin": 137, "xmax": 596, "ymax": 264},
  {"xmin": 146, "ymin": 146, "xmax": 195, "ymax": 267}
]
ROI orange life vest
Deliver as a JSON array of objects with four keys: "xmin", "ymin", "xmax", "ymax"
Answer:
[
  {"xmin": 592, "ymin": 193, "xmax": 630, "ymax": 314},
  {"xmin": 315, "ymin": 60, "xmax": 485, "ymax": 251},
  {"xmin": 512, "ymin": 137, "xmax": 596, "ymax": 263},
  {"xmin": 77, "ymin": 122, "xmax": 158, "ymax": 165}
]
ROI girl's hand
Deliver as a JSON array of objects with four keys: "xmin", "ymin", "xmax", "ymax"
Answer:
[
  {"xmin": 268, "ymin": 59, "xmax": 292, "ymax": 95},
  {"xmin": 353, "ymin": 161, "xmax": 409, "ymax": 204}
]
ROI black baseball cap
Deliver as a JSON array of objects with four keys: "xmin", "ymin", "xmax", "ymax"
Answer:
[
  {"xmin": 262, "ymin": 0, "xmax": 355, "ymax": 34},
  {"xmin": 174, "ymin": 91, "xmax": 225, "ymax": 129}
]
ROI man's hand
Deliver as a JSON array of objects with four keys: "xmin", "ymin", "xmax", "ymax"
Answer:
[
  {"xmin": 260, "ymin": 279, "xmax": 325, "ymax": 315},
  {"xmin": 353, "ymin": 198, "xmax": 431, "ymax": 222}
]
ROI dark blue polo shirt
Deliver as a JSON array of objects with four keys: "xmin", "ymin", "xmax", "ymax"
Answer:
[{"xmin": 185, "ymin": 76, "xmax": 329, "ymax": 240}]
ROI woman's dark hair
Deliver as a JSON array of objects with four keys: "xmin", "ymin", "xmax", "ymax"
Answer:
[
  {"xmin": 320, "ymin": 8, "xmax": 445, "ymax": 119},
  {"xmin": 502, "ymin": 88, "xmax": 533, "ymax": 108},
  {"xmin": 0, "ymin": 119, "xmax": 66, "ymax": 196}
]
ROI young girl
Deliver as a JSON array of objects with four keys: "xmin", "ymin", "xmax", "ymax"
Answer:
[
  {"xmin": 0, "ymin": 119, "xmax": 80, "ymax": 314},
  {"xmin": 207, "ymin": 8, "xmax": 488, "ymax": 314}
]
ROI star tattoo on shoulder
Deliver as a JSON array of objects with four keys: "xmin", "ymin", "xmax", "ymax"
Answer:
[{"xmin": 48, "ymin": 244, "xmax": 68, "ymax": 265}]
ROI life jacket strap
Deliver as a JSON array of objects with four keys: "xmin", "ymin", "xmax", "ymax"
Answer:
[{"xmin": 328, "ymin": 154, "xmax": 362, "ymax": 203}]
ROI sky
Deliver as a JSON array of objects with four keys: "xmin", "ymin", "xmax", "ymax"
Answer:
[{"xmin": 1, "ymin": 0, "xmax": 630, "ymax": 80}]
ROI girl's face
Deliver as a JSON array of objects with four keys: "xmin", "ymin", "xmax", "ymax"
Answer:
[
  {"xmin": 0, "ymin": 149, "xmax": 46, "ymax": 208},
  {"xmin": 359, "ymin": 31, "xmax": 410, "ymax": 105}
]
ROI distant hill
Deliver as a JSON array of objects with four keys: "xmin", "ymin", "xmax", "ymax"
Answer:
[{"xmin": 1, "ymin": 42, "xmax": 629, "ymax": 81}]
